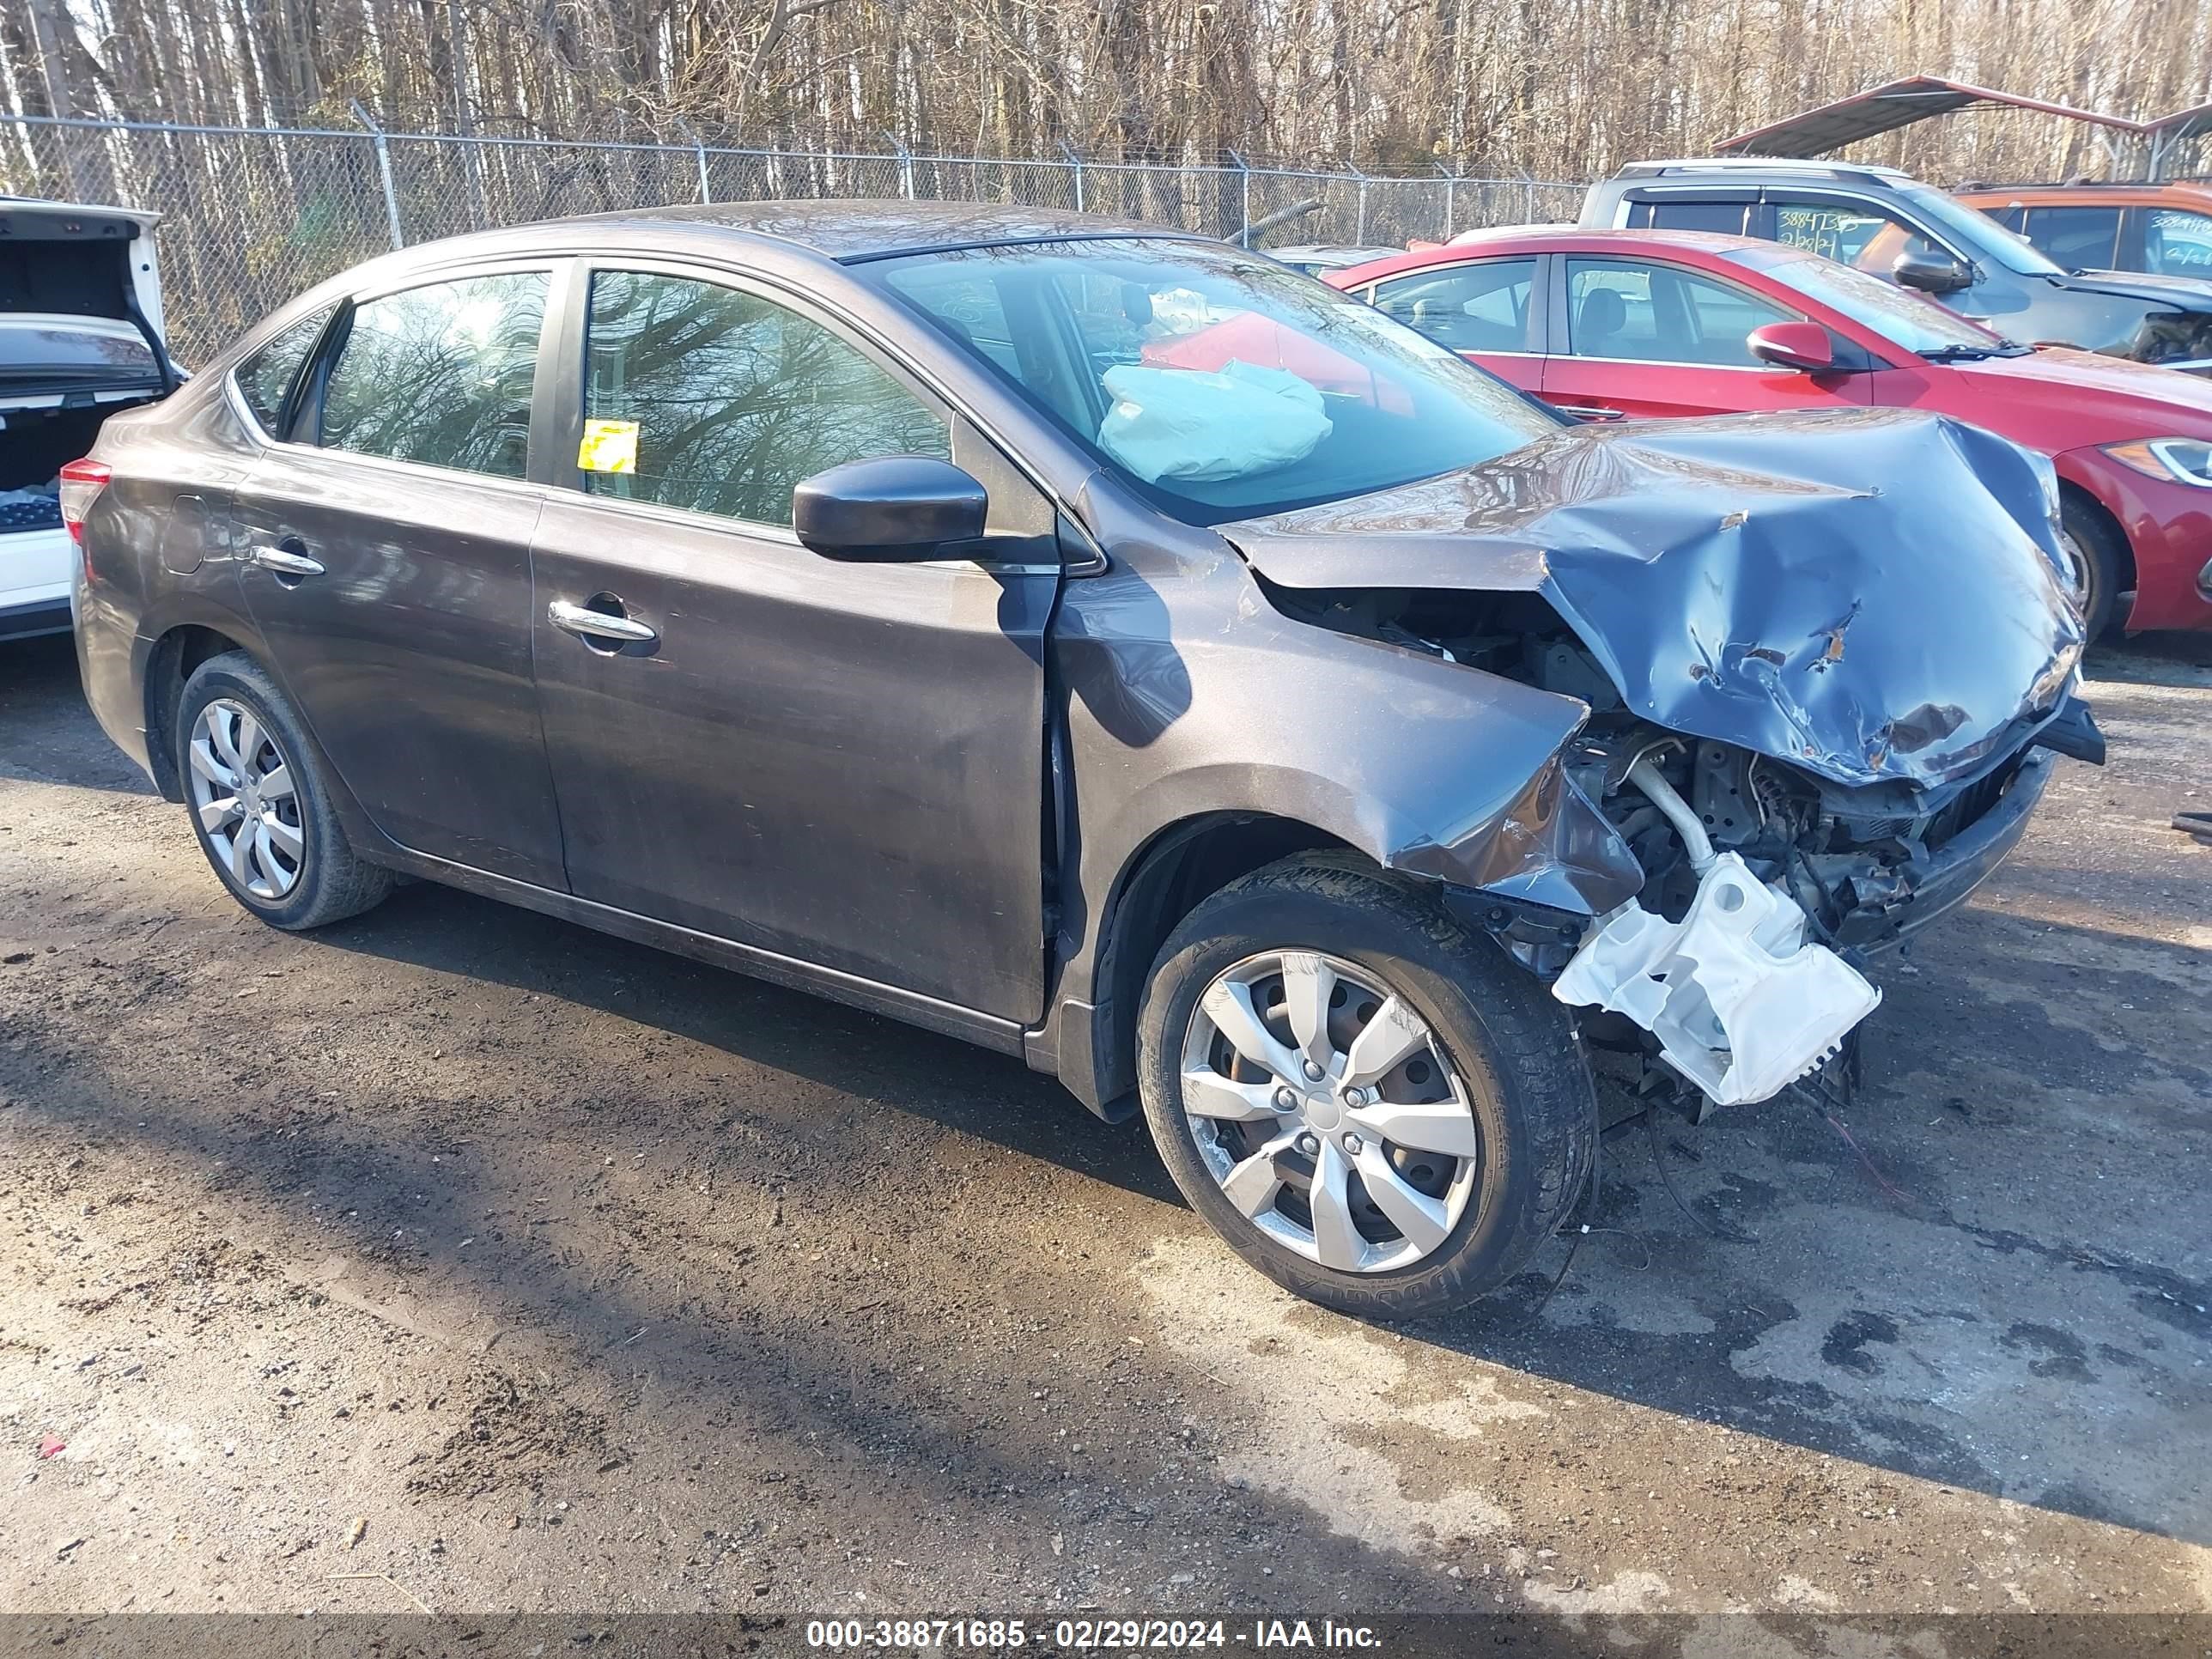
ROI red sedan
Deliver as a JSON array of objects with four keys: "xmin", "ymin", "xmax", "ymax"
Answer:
[{"xmin": 1327, "ymin": 228, "xmax": 2212, "ymax": 635}]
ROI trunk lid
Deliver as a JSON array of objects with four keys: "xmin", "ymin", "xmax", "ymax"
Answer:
[{"xmin": 0, "ymin": 198, "xmax": 174, "ymax": 397}]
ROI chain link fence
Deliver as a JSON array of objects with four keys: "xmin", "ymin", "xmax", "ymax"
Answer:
[{"xmin": 1, "ymin": 114, "xmax": 1583, "ymax": 364}]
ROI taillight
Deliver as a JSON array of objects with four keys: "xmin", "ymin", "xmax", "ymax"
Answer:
[{"xmin": 58, "ymin": 458, "xmax": 112, "ymax": 546}]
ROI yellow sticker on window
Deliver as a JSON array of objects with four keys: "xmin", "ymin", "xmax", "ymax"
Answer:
[{"xmin": 578, "ymin": 417, "xmax": 639, "ymax": 474}]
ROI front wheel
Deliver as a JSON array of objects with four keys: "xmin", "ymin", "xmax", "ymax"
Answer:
[{"xmin": 1136, "ymin": 854, "xmax": 1595, "ymax": 1320}]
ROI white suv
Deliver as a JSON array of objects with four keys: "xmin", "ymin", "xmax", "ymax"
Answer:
[{"xmin": 2, "ymin": 197, "xmax": 178, "ymax": 639}]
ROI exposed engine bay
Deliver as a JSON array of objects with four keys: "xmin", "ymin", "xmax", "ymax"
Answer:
[{"xmin": 1261, "ymin": 580, "xmax": 2087, "ymax": 1109}]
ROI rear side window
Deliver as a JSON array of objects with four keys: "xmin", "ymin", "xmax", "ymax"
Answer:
[
  {"xmin": 580, "ymin": 270, "xmax": 949, "ymax": 529},
  {"xmin": 319, "ymin": 272, "xmax": 547, "ymax": 479},
  {"xmin": 1636, "ymin": 201, "xmax": 1750, "ymax": 235},
  {"xmin": 1370, "ymin": 260, "xmax": 1536, "ymax": 352},
  {"xmin": 2025, "ymin": 206, "xmax": 2122, "ymax": 270},
  {"xmin": 234, "ymin": 305, "xmax": 334, "ymax": 436},
  {"xmin": 2142, "ymin": 208, "xmax": 2212, "ymax": 276}
]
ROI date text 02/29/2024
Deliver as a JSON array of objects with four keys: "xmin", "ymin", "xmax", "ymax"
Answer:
[{"xmin": 804, "ymin": 1618, "xmax": 1385, "ymax": 1650}]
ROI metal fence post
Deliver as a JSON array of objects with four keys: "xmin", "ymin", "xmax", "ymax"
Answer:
[
  {"xmin": 676, "ymin": 118, "xmax": 712, "ymax": 202},
  {"xmin": 1518, "ymin": 167, "xmax": 1535, "ymax": 224},
  {"xmin": 1435, "ymin": 161, "xmax": 1460, "ymax": 239},
  {"xmin": 349, "ymin": 100, "xmax": 404, "ymax": 249},
  {"xmin": 1058, "ymin": 140, "xmax": 1085, "ymax": 212},
  {"xmin": 1346, "ymin": 162, "xmax": 1370, "ymax": 245},
  {"xmin": 1226, "ymin": 149, "xmax": 1253, "ymax": 245},
  {"xmin": 885, "ymin": 135, "xmax": 915, "ymax": 200}
]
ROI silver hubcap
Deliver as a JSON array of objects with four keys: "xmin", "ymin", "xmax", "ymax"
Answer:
[
  {"xmin": 187, "ymin": 699, "xmax": 304, "ymax": 901},
  {"xmin": 1179, "ymin": 950, "xmax": 1480, "ymax": 1274}
]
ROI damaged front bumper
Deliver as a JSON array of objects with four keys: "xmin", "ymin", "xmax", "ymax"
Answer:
[
  {"xmin": 1829, "ymin": 744, "xmax": 2056, "ymax": 952},
  {"xmin": 1444, "ymin": 744, "xmax": 2057, "ymax": 1109}
]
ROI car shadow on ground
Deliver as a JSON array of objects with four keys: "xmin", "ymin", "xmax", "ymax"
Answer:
[{"xmin": 329, "ymin": 878, "xmax": 1184, "ymax": 1206}]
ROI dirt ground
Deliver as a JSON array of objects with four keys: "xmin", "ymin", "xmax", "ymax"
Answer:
[{"xmin": 1, "ymin": 629, "xmax": 2208, "ymax": 1644}]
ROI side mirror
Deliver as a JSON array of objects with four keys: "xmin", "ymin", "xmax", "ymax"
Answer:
[
  {"xmin": 1892, "ymin": 249, "xmax": 1972, "ymax": 295},
  {"xmin": 793, "ymin": 456, "xmax": 988, "ymax": 563},
  {"xmin": 1745, "ymin": 320, "xmax": 1837, "ymax": 374}
]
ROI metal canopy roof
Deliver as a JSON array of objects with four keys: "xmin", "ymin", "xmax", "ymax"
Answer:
[
  {"xmin": 1718, "ymin": 76, "xmax": 2152, "ymax": 158},
  {"xmin": 2149, "ymin": 102, "xmax": 2212, "ymax": 146}
]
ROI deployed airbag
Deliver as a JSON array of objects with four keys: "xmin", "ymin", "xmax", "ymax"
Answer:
[{"xmin": 1097, "ymin": 360, "xmax": 1331, "ymax": 484}]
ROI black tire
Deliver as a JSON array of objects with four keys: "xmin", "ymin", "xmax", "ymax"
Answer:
[
  {"xmin": 2058, "ymin": 496, "xmax": 2125, "ymax": 642},
  {"xmin": 174, "ymin": 651, "xmax": 393, "ymax": 931},
  {"xmin": 1135, "ymin": 853, "xmax": 1595, "ymax": 1321}
]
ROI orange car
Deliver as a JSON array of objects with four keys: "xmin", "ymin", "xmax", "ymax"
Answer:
[{"xmin": 1955, "ymin": 181, "xmax": 2212, "ymax": 283}]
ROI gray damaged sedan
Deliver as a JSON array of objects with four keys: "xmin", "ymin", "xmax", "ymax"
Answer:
[{"xmin": 70, "ymin": 204, "xmax": 2102, "ymax": 1318}]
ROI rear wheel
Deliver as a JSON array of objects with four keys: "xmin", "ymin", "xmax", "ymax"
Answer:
[
  {"xmin": 176, "ymin": 652, "xmax": 392, "ymax": 930},
  {"xmin": 2058, "ymin": 498, "xmax": 2125, "ymax": 641},
  {"xmin": 1136, "ymin": 854, "xmax": 1595, "ymax": 1320}
]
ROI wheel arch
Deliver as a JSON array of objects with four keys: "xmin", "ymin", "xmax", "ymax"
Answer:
[
  {"xmin": 1057, "ymin": 811, "xmax": 1363, "ymax": 1121},
  {"xmin": 142, "ymin": 622, "xmax": 252, "ymax": 801},
  {"xmin": 2056, "ymin": 477, "xmax": 2136, "ymax": 591}
]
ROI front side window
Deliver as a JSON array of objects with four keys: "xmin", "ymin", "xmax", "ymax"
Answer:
[
  {"xmin": 2025, "ymin": 206, "xmax": 2123, "ymax": 270},
  {"xmin": 1370, "ymin": 259, "xmax": 1537, "ymax": 353},
  {"xmin": 1723, "ymin": 246, "xmax": 2009, "ymax": 355},
  {"xmin": 582, "ymin": 270, "xmax": 949, "ymax": 528},
  {"xmin": 2142, "ymin": 208, "xmax": 2212, "ymax": 277},
  {"xmin": 1898, "ymin": 185, "xmax": 2063, "ymax": 275},
  {"xmin": 1565, "ymin": 258, "xmax": 1790, "ymax": 366},
  {"xmin": 864, "ymin": 238, "xmax": 1561, "ymax": 524},
  {"xmin": 319, "ymin": 272, "xmax": 546, "ymax": 478},
  {"xmin": 1771, "ymin": 201, "xmax": 1944, "ymax": 277},
  {"xmin": 235, "ymin": 305, "xmax": 334, "ymax": 435}
]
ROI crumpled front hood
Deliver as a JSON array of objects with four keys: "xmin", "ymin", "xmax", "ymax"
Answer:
[
  {"xmin": 2064, "ymin": 265, "xmax": 2212, "ymax": 309},
  {"xmin": 1222, "ymin": 407, "xmax": 2083, "ymax": 793}
]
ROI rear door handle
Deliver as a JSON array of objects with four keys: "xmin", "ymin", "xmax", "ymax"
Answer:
[
  {"xmin": 246, "ymin": 542, "xmax": 325, "ymax": 578},
  {"xmin": 1555, "ymin": 404, "xmax": 1626, "ymax": 422},
  {"xmin": 548, "ymin": 599, "xmax": 658, "ymax": 647}
]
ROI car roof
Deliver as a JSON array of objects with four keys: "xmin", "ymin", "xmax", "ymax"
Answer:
[
  {"xmin": 1610, "ymin": 157, "xmax": 1916, "ymax": 184},
  {"xmin": 1266, "ymin": 245, "xmax": 1399, "ymax": 262},
  {"xmin": 1331, "ymin": 226, "xmax": 1783, "ymax": 282},
  {"xmin": 1954, "ymin": 180, "xmax": 2212, "ymax": 207},
  {"xmin": 432, "ymin": 200, "xmax": 1201, "ymax": 265}
]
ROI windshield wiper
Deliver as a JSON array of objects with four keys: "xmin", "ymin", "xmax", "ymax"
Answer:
[{"xmin": 1919, "ymin": 342, "xmax": 2027, "ymax": 362}]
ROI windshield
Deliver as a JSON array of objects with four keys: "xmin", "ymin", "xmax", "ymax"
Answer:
[
  {"xmin": 1899, "ymin": 186, "xmax": 2064, "ymax": 276},
  {"xmin": 860, "ymin": 238, "xmax": 1563, "ymax": 524},
  {"xmin": 1724, "ymin": 247, "xmax": 2012, "ymax": 355}
]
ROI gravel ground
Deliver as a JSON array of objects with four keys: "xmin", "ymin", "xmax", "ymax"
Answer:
[{"xmin": 0, "ymin": 629, "xmax": 2207, "ymax": 1640}]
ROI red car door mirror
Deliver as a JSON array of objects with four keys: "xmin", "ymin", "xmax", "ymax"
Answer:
[{"xmin": 1746, "ymin": 321, "xmax": 1837, "ymax": 374}]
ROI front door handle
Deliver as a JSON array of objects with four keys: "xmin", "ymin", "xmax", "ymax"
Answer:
[
  {"xmin": 549, "ymin": 599, "xmax": 658, "ymax": 647},
  {"xmin": 1555, "ymin": 404, "xmax": 1626, "ymax": 422},
  {"xmin": 246, "ymin": 542, "xmax": 325, "ymax": 578}
]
